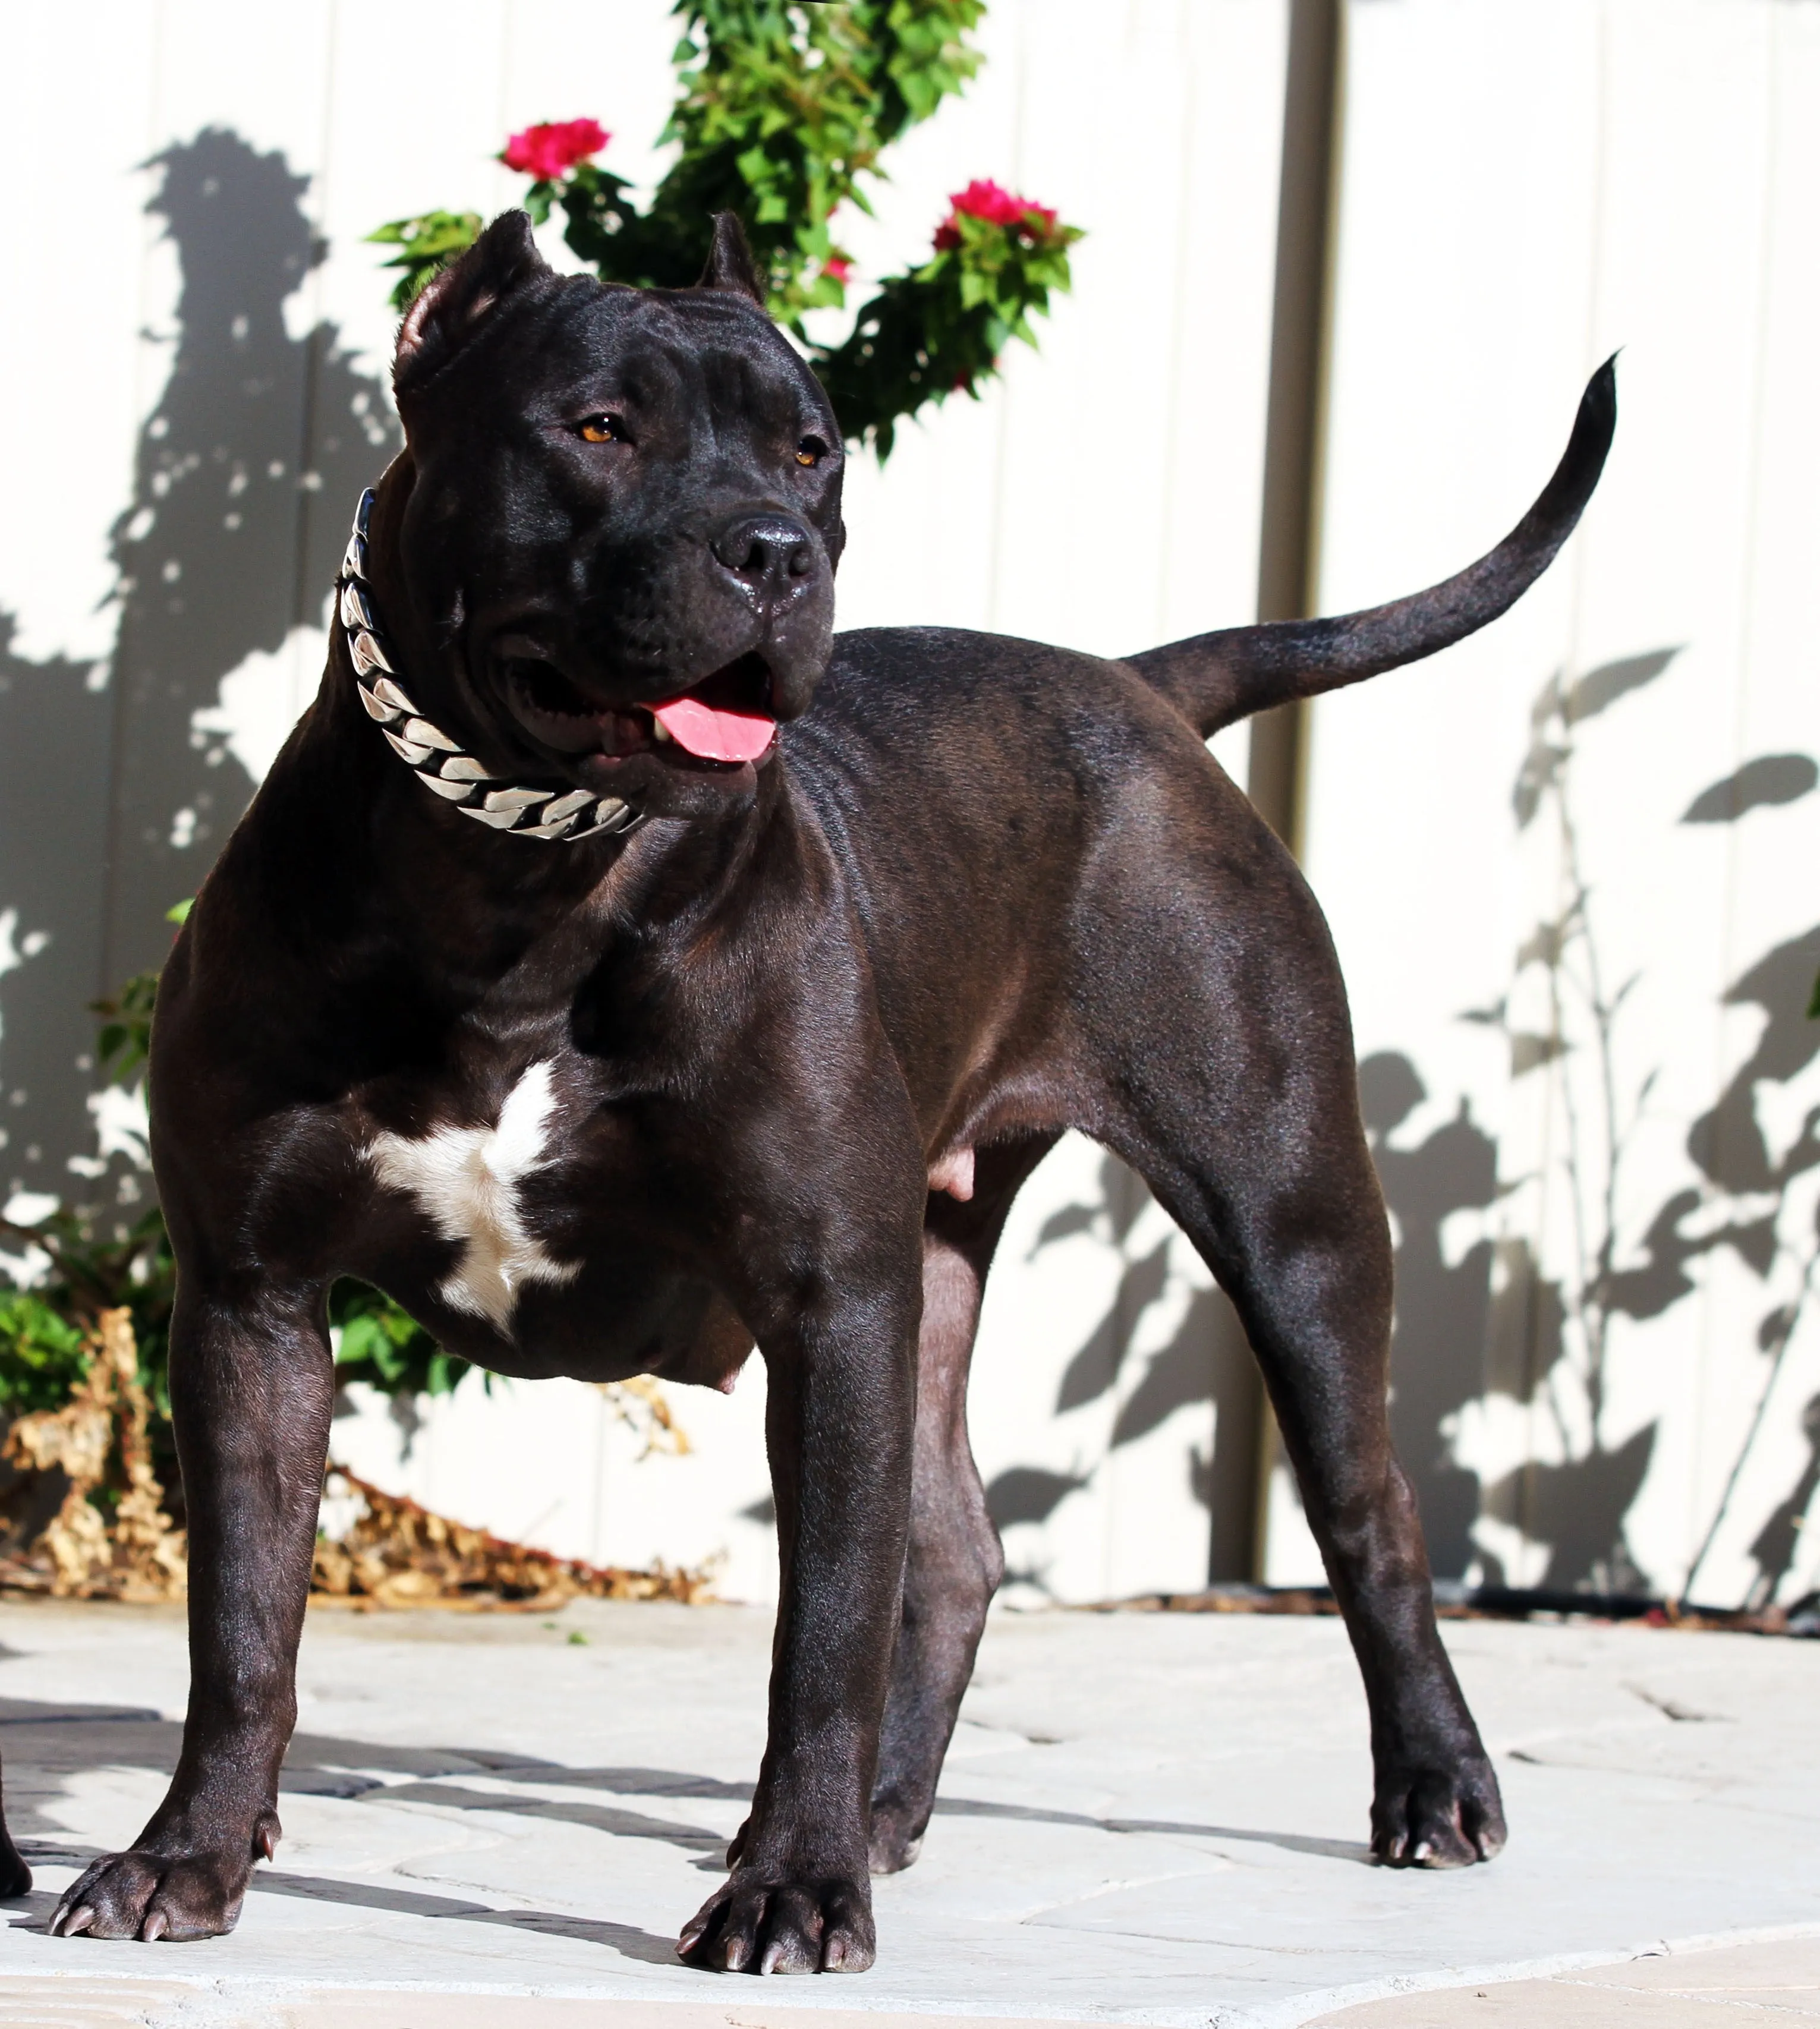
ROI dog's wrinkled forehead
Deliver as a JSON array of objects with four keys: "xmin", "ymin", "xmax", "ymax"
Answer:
[{"xmin": 392, "ymin": 211, "xmax": 839, "ymax": 503}]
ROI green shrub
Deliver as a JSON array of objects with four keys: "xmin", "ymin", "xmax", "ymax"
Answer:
[{"xmin": 371, "ymin": 1, "xmax": 1081, "ymax": 458}]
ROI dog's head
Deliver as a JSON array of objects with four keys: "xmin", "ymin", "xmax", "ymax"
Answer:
[{"xmin": 379, "ymin": 210, "xmax": 844, "ymax": 821}]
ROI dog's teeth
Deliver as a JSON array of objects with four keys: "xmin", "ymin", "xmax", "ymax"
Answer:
[
  {"xmin": 481, "ymin": 787, "xmax": 554, "ymax": 814},
  {"xmin": 418, "ymin": 774, "xmax": 479, "ymax": 801},
  {"xmin": 540, "ymin": 789, "xmax": 595, "ymax": 823},
  {"xmin": 519, "ymin": 812, "xmax": 579, "ymax": 840},
  {"xmin": 437, "ymin": 754, "xmax": 495, "ymax": 782},
  {"xmin": 357, "ymin": 683, "xmax": 402, "ymax": 724},
  {"xmin": 650, "ymin": 717, "xmax": 673, "ymax": 744},
  {"xmin": 383, "ymin": 727, "xmax": 435, "ymax": 765},
  {"xmin": 371, "ymin": 676, "xmax": 418, "ymax": 716},
  {"xmin": 461, "ymin": 802, "xmax": 531, "ymax": 828}
]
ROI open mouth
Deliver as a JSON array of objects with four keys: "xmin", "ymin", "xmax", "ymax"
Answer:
[{"xmin": 502, "ymin": 651, "xmax": 777, "ymax": 768}]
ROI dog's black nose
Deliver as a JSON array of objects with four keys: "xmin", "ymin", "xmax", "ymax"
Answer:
[{"xmin": 710, "ymin": 513, "xmax": 815, "ymax": 607}]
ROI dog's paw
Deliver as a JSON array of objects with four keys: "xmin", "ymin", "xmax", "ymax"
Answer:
[
  {"xmin": 678, "ymin": 1868, "xmax": 874, "ymax": 1974},
  {"xmin": 1371, "ymin": 1752, "xmax": 1506, "ymax": 1868},
  {"xmin": 49, "ymin": 1849, "xmax": 251, "ymax": 1942}
]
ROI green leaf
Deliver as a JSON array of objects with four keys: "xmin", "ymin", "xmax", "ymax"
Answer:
[
  {"xmin": 809, "ymin": 206, "xmax": 1082, "ymax": 456},
  {"xmin": 90, "ymin": 966, "xmax": 161, "ymax": 1086},
  {"xmin": 330, "ymin": 1278, "xmax": 471, "ymax": 1401},
  {"xmin": 366, "ymin": 210, "xmax": 484, "ymax": 311}
]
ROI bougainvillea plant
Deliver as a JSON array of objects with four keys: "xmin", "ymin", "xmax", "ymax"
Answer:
[{"xmin": 369, "ymin": 0, "xmax": 1081, "ymax": 459}]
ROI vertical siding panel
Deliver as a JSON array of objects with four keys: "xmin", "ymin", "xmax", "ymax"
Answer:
[
  {"xmin": 963, "ymin": 0, "xmax": 1291, "ymax": 1603},
  {"xmin": 97, "ymin": 1, "xmax": 340, "ymax": 984},
  {"xmin": 1290, "ymin": 0, "xmax": 1820, "ymax": 1605},
  {"xmin": 0, "ymin": 6, "xmax": 165, "ymax": 1224}
]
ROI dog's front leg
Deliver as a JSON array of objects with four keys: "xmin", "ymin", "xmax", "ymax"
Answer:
[
  {"xmin": 679, "ymin": 1266, "xmax": 918, "ymax": 1975},
  {"xmin": 51, "ymin": 1281, "xmax": 332, "ymax": 1942}
]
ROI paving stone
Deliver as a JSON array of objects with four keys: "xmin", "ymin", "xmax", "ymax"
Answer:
[
  {"xmin": 1306, "ymin": 1933, "xmax": 1820, "ymax": 2022},
  {"xmin": 0, "ymin": 1599, "xmax": 1815, "ymax": 2026}
]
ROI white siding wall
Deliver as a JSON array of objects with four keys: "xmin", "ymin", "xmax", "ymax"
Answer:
[
  {"xmin": 0, "ymin": 2, "xmax": 1287, "ymax": 1605},
  {"xmin": 1278, "ymin": 0, "xmax": 1820, "ymax": 1606}
]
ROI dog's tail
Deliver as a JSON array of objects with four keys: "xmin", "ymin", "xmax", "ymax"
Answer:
[{"xmin": 1128, "ymin": 358, "xmax": 1617, "ymax": 739}]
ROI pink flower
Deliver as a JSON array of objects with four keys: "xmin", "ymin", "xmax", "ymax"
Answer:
[
  {"xmin": 933, "ymin": 178, "xmax": 1058, "ymax": 250},
  {"xmin": 823, "ymin": 255, "xmax": 853, "ymax": 285},
  {"xmin": 502, "ymin": 118, "xmax": 609, "ymax": 181},
  {"xmin": 953, "ymin": 178, "xmax": 1028, "ymax": 225}
]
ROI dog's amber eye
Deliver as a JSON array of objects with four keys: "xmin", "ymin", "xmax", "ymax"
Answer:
[
  {"xmin": 796, "ymin": 436, "xmax": 827, "ymax": 467},
  {"xmin": 578, "ymin": 415, "xmax": 623, "ymax": 444}
]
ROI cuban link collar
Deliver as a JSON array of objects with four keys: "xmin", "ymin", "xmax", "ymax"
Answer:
[{"xmin": 338, "ymin": 489, "xmax": 643, "ymax": 843}]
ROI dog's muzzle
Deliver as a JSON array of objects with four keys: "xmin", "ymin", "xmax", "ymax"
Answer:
[{"xmin": 338, "ymin": 490, "xmax": 644, "ymax": 844}]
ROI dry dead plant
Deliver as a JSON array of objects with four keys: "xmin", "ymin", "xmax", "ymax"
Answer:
[
  {"xmin": 0, "ymin": 1307, "xmax": 187, "ymax": 1600},
  {"xmin": 310, "ymin": 1468, "xmax": 717, "ymax": 1609},
  {"xmin": 0, "ymin": 1316, "xmax": 716, "ymax": 1611},
  {"xmin": 599, "ymin": 1374, "xmax": 691, "ymax": 1458}
]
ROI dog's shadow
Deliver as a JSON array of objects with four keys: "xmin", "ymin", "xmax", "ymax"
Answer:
[
  {"xmin": 7, "ymin": 1851, "xmax": 678, "ymax": 1962},
  {"xmin": 0, "ymin": 1688, "xmax": 1366, "ymax": 1961},
  {"xmin": 1, "ymin": 1697, "xmax": 699, "ymax": 1959}
]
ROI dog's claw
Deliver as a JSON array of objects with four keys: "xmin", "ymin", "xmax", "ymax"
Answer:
[
  {"xmin": 1371, "ymin": 1751, "xmax": 1504, "ymax": 1869},
  {"xmin": 678, "ymin": 1869, "xmax": 873, "ymax": 1977},
  {"xmin": 48, "ymin": 1847, "xmax": 251, "ymax": 1942}
]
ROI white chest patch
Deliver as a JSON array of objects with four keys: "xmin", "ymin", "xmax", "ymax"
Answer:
[{"xmin": 366, "ymin": 1060, "xmax": 580, "ymax": 1334}]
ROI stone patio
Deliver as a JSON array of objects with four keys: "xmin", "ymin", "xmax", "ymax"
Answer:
[{"xmin": 0, "ymin": 1595, "xmax": 1815, "ymax": 2025}]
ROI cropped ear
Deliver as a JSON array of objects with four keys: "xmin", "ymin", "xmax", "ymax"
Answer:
[
  {"xmin": 394, "ymin": 210, "xmax": 551, "ymax": 396},
  {"xmin": 697, "ymin": 212, "xmax": 766, "ymax": 307}
]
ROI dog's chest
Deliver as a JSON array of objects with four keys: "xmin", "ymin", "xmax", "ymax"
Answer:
[{"xmin": 366, "ymin": 1061, "xmax": 581, "ymax": 1332}]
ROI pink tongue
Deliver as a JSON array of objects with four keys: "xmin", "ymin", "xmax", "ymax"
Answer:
[{"xmin": 651, "ymin": 693, "xmax": 776, "ymax": 764}]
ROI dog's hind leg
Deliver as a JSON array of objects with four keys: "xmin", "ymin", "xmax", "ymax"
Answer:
[
  {"xmin": 868, "ymin": 1135, "xmax": 1057, "ymax": 1874},
  {"xmin": 1084, "ymin": 808, "xmax": 1504, "ymax": 1870}
]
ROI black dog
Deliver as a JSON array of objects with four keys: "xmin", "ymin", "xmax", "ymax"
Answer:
[{"xmin": 27, "ymin": 212, "xmax": 1611, "ymax": 1972}]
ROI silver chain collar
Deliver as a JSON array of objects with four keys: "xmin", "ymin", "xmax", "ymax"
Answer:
[{"xmin": 336, "ymin": 489, "xmax": 643, "ymax": 843}]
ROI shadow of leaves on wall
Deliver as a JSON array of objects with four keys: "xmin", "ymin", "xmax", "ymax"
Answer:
[
  {"xmin": 105, "ymin": 126, "xmax": 398, "ymax": 983},
  {"xmin": 1361, "ymin": 1054, "xmax": 1497, "ymax": 1582},
  {"xmin": 0, "ymin": 626, "xmax": 112, "ymax": 1220},
  {"xmin": 0, "ymin": 127, "xmax": 397, "ymax": 1222},
  {"xmin": 986, "ymin": 1152, "xmax": 1262, "ymax": 1596},
  {"xmin": 1405, "ymin": 648, "xmax": 1820, "ymax": 1602}
]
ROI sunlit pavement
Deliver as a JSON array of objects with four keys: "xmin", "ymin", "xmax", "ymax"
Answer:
[{"xmin": 0, "ymin": 1596, "xmax": 1816, "ymax": 2027}]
